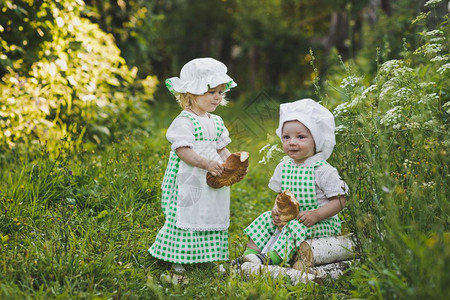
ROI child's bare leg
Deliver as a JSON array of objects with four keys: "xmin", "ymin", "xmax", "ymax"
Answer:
[{"xmin": 246, "ymin": 238, "xmax": 261, "ymax": 252}]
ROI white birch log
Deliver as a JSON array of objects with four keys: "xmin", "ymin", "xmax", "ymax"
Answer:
[
  {"xmin": 294, "ymin": 234, "xmax": 355, "ymax": 268},
  {"xmin": 239, "ymin": 260, "xmax": 353, "ymax": 285}
]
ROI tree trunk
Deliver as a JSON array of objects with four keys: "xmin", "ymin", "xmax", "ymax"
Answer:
[
  {"xmin": 239, "ymin": 260, "xmax": 354, "ymax": 285},
  {"xmin": 239, "ymin": 234, "xmax": 356, "ymax": 285},
  {"xmin": 293, "ymin": 234, "xmax": 356, "ymax": 268}
]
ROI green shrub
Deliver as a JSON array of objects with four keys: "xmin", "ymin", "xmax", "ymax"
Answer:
[{"xmin": 0, "ymin": 0, "xmax": 158, "ymax": 154}]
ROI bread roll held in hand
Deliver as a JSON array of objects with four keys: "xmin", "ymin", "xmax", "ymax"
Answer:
[
  {"xmin": 206, "ymin": 151, "xmax": 249, "ymax": 189},
  {"xmin": 275, "ymin": 190, "xmax": 299, "ymax": 229}
]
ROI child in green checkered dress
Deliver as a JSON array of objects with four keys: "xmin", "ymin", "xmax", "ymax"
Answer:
[
  {"xmin": 149, "ymin": 58, "xmax": 240, "ymax": 273},
  {"xmin": 242, "ymin": 99, "xmax": 348, "ymax": 265}
]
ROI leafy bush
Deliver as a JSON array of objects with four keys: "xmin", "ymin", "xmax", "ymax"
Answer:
[{"xmin": 0, "ymin": 0, "xmax": 158, "ymax": 154}]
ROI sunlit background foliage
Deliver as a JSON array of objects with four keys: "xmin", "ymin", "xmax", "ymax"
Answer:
[
  {"xmin": 0, "ymin": 0, "xmax": 157, "ymax": 154},
  {"xmin": 0, "ymin": 0, "xmax": 449, "ymax": 298}
]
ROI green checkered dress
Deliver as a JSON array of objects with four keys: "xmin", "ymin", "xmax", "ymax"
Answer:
[
  {"xmin": 149, "ymin": 111, "xmax": 229, "ymax": 264},
  {"xmin": 244, "ymin": 159, "xmax": 341, "ymax": 261}
]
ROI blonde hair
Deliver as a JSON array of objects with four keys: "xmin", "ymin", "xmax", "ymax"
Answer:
[{"xmin": 174, "ymin": 84, "xmax": 228, "ymax": 109}]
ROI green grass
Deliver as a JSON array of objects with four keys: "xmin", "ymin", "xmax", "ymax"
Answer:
[
  {"xmin": 0, "ymin": 122, "xmax": 356, "ymax": 299},
  {"xmin": 1, "ymin": 112, "xmax": 448, "ymax": 299},
  {"xmin": 0, "ymin": 132, "xmax": 166, "ymax": 299}
]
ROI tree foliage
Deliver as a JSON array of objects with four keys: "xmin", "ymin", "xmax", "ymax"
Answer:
[
  {"xmin": 0, "ymin": 0, "xmax": 157, "ymax": 153},
  {"xmin": 83, "ymin": 0, "xmax": 160, "ymax": 77}
]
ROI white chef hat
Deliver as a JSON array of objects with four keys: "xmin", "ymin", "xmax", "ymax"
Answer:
[
  {"xmin": 165, "ymin": 57, "xmax": 237, "ymax": 95},
  {"xmin": 276, "ymin": 99, "xmax": 336, "ymax": 160}
]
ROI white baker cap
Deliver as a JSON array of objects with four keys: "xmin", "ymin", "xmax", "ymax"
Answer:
[
  {"xmin": 276, "ymin": 99, "xmax": 336, "ymax": 160},
  {"xmin": 165, "ymin": 57, "xmax": 237, "ymax": 95}
]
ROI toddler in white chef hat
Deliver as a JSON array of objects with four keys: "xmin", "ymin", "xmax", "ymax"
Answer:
[
  {"xmin": 242, "ymin": 99, "xmax": 348, "ymax": 266},
  {"xmin": 149, "ymin": 57, "xmax": 241, "ymax": 273},
  {"xmin": 275, "ymin": 98, "xmax": 336, "ymax": 160}
]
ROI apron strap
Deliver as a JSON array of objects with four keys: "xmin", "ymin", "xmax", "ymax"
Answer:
[
  {"xmin": 312, "ymin": 160, "xmax": 328, "ymax": 168},
  {"xmin": 178, "ymin": 111, "xmax": 206, "ymax": 141},
  {"xmin": 211, "ymin": 114, "xmax": 225, "ymax": 140},
  {"xmin": 178, "ymin": 111, "xmax": 225, "ymax": 142}
]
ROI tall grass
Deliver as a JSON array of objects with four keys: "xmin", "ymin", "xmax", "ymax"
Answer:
[{"xmin": 0, "ymin": 131, "xmax": 167, "ymax": 299}]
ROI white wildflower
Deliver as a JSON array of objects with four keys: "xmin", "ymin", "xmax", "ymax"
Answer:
[
  {"xmin": 402, "ymin": 159, "xmax": 414, "ymax": 168},
  {"xmin": 379, "ymin": 60, "xmax": 414, "ymax": 78},
  {"xmin": 437, "ymin": 63, "xmax": 450, "ymax": 74},
  {"xmin": 397, "ymin": 67, "xmax": 414, "ymax": 77},
  {"xmin": 429, "ymin": 37, "xmax": 445, "ymax": 43},
  {"xmin": 414, "ymin": 43, "xmax": 443, "ymax": 56},
  {"xmin": 379, "ymin": 60, "xmax": 404, "ymax": 74},
  {"xmin": 423, "ymin": 29, "xmax": 443, "ymax": 38},
  {"xmin": 380, "ymin": 106, "xmax": 403, "ymax": 128},
  {"xmin": 430, "ymin": 55, "xmax": 449, "ymax": 62},
  {"xmin": 417, "ymin": 82, "xmax": 436, "ymax": 88},
  {"xmin": 443, "ymin": 101, "xmax": 450, "ymax": 114},
  {"xmin": 361, "ymin": 85, "xmax": 377, "ymax": 100},
  {"xmin": 259, "ymin": 143, "xmax": 271, "ymax": 153},
  {"xmin": 349, "ymin": 96, "xmax": 362, "ymax": 108},
  {"xmin": 421, "ymin": 181, "xmax": 435, "ymax": 188},
  {"xmin": 259, "ymin": 143, "xmax": 283, "ymax": 164},
  {"xmin": 335, "ymin": 124, "xmax": 347, "ymax": 134},
  {"xmin": 333, "ymin": 101, "xmax": 351, "ymax": 117},
  {"xmin": 418, "ymin": 93, "xmax": 438, "ymax": 104},
  {"xmin": 393, "ymin": 87, "xmax": 413, "ymax": 99},
  {"xmin": 379, "ymin": 83, "xmax": 395, "ymax": 102},
  {"xmin": 424, "ymin": 0, "xmax": 443, "ymax": 6},
  {"xmin": 406, "ymin": 121, "xmax": 420, "ymax": 129},
  {"xmin": 423, "ymin": 120, "xmax": 435, "ymax": 128},
  {"xmin": 340, "ymin": 75, "xmax": 360, "ymax": 89}
]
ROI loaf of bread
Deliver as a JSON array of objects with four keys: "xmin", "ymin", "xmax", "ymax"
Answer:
[
  {"xmin": 206, "ymin": 151, "xmax": 249, "ymax": 188},
  {"xmin": 275, "ymin": 190, "xmax": 299, "ymax": 229}
]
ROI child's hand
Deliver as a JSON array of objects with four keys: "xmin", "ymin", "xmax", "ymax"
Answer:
[
  {"xmin": 297, "ymin": 210, "xmax": 320, "ymax": 228},
  {"xmin": 271, "ymin": 206, "xmax": 281, "ymax": 227},
  {"xmin": 206, "ymin": 160, "xmax": 224, "ymax": 177}
]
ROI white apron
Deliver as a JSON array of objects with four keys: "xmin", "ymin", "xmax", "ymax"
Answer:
[{"xmin": 176, "ymin": 140, "xmax": 230, "ymax": 231}]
